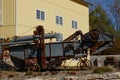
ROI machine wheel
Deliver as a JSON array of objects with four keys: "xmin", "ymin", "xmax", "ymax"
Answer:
[
  {"xmin": 47, "ymin": 57, "xmax": 63, "ymax": 70},
  {"xmin": 47, "ymin": 58, "xmax": 57, "ymax": 70},
  {"xmin": 77, "ymin": 60, "xmax": 92, "ymax": 70},
  {"xmin": 56, "ymin": 57, "xmax": 62, "ymax": 67},
  {"xmin": 9, "ymin": 66, "xmax": 16, "ymax": 71},
  {"xmin": 27, "ymin": 63, "xmax": 40, "ymax": 72}
]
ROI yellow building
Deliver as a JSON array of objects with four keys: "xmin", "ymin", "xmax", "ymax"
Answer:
[{"xmin": 0, "ymin": 0, "xmax": 90, "ymax": 40}]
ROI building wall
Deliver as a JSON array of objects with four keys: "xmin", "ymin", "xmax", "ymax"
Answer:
[
  {"xmin": 0, "ymin": 0, "xmax": 89, "ymax": 40},
  {"xmin": 16, "ymin": 0, "xmax": 89, "ymax": 40},
  {"xmin": 0, "ymin": 0, "xmax": 16, "ymax": 38}
]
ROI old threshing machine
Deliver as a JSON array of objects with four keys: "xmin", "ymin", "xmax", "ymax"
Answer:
[{"xmin": 0, "ymin": 25, "xmax": 114, "ymax": 71}]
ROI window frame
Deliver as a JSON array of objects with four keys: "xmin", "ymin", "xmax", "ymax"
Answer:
[
  {"xmin": 56, "ymin": 15, "xmax": 63, "ymax": 25},
  {"xmin": 36, "ymin": 9, "xmax": 45, "ymax": 20},
  {"xmin": 72, "ymin": 20, "xmax": 78, "ymax": 29}
]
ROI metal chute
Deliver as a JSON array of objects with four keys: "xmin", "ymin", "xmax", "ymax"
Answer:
[
  {"xmin": 82, "ymin": 29, "xmax": 114, "ymax": 54},
  {"xmin": 63, "ymin": 29, "xmax": 114, "ymax": 54},
  {"xmin": 92, "ymin": 42, "xmax": 113, "ymax": 54}
]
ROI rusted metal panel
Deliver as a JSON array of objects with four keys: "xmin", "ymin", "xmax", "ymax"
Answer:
[{"xmin": 35, "ymin": 25, "xmax": 47, "ymax": 69}]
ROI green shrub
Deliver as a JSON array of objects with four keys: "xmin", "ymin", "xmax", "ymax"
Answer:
[
  {"xmin": 25, "ymin": 71, "xmax": 33, "ymax": 76},
  {"xmin": 93, "ymin": 67, "xmax": 112, "ymax": 73}
]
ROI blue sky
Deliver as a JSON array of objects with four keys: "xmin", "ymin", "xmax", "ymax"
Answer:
[
  {"xmin": 86, "ymin": 0, "xmax": 108, "ymax": 14},
  {"xmin": 86, "ymin": 0, "xmax": 111, "ymax": 17},
  {"xmin": 87, "ymin": 0, "xmax": 106, "ymax": 9}
]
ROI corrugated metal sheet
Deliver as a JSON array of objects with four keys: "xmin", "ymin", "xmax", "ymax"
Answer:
[
  {"xmin": 0, "ymin": 25, "xmax": 15, "ymax": 38},
  {"xmin": 2, "ymin": 0, "xmax": 16, "ymax": 25},
  {"xmin": 0, "ymin": 0, "xmax": 16, "ymax": 38}
]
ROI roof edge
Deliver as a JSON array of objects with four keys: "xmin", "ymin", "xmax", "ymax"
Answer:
[
  {"xmin": 80, "ymin": 0, "xmax": 93, "ymax": 6},
  {"xmin": 71, "ymin": 0, "xmax": 93, "ymax": 7}
]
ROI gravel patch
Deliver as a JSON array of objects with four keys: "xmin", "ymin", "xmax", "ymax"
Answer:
[{"xmin": 0, "ymin": 70, "xmax": 120, "ymax": 80}]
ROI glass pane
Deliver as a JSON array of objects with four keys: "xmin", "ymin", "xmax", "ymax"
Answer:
[
  {"xmin": 36, "ymin": 10, "xmax": 40, "ymax": 19},
  {"xmin": 41, "ymin": 11, "xmax": 45, "ymax": 20},
  {"xmin": 60, "ymin": 17, "xmax": 63, "ymax": 25},
  {"xmin": 72, "ymin": 21, "xmax": 74, "ymax": 28},
  {"xmin": 56, "ymin": 16, "xmax": 59, "ymax": 24},
  {"xmin": 75, "ymin": 21, "xmax": 78, "ymax": 29}
]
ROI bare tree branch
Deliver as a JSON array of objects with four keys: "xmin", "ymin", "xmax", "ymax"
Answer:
[{"xmin": 105, "ymin": 0, "xmax": 120, "ymax": 31}]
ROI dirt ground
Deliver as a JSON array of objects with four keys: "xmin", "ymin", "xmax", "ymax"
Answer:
[
  {"xmin": 0, "ymin": 69, "xmax": 92, "ymax": 80},
  {"xmin": 0, "ymin": 66, "xmax": 120, "ymax": 80}
]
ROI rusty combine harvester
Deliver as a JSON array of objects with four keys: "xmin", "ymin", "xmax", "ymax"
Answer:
[{"xmin": 0, "ymin": 25, "xmax": 114, "ymax": 71}]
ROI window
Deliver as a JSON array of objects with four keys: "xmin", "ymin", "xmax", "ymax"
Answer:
[
  {"xmin": 72, "ymin": 20, "xmax": 78, "ymax": 29},
  {"xmin": 56, "ymin": 16, "xmax": 63, "ymax": 25},
  {"xmin": 36, "ymin": 10, "xmax": 45, "ymax": 20}
]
